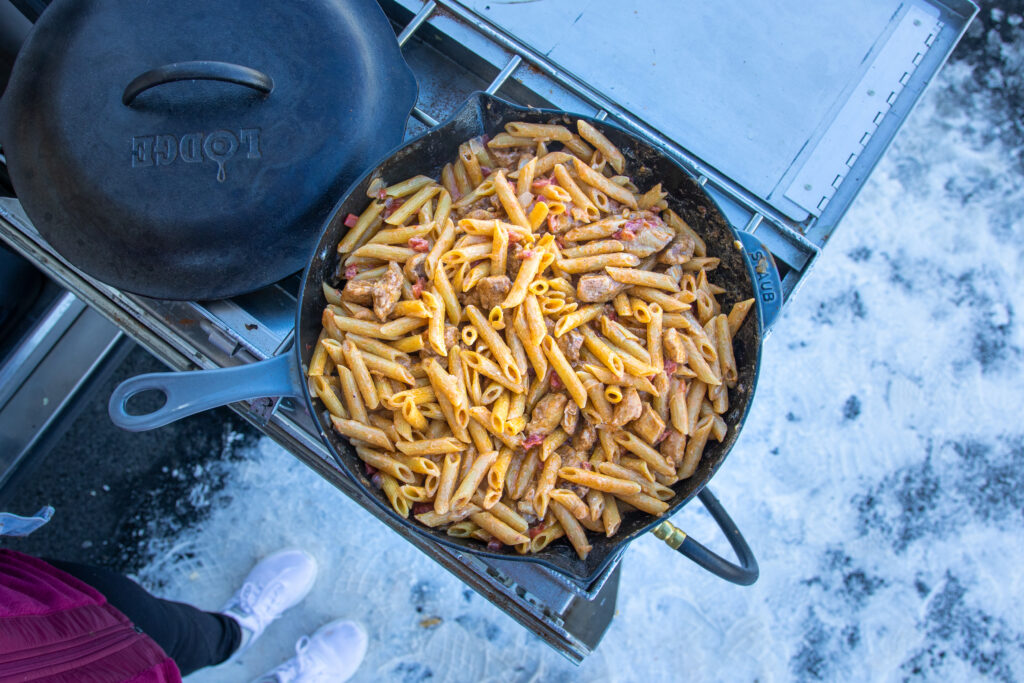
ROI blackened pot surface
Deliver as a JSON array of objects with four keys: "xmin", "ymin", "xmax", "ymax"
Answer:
[
  {"xmin": 1, "ymin": 0, "xmax": 417, "ymax": 300},
  {"xmin": 297, "ymin": 93, "xmax": 762, "ymax": 583}
]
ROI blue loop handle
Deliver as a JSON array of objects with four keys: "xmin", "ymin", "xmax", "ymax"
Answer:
[
  {"xmin": 108, "ymin": 353, "xmax": 303, "ymax": 432},
  {"xmin": 736, "ymin": 231, "xmax": 783, "ymax": 332}
]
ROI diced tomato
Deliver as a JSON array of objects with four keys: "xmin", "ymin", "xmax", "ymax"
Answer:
[
  {"xmin": 554, "ymin": 236, "xmax": 565, "ymax": 249},
  {"xmin": 377, "ymin": 188, "xmax": 388, "ymax": 200},
  {"xmin": 384, "ymin": 197, "xmax": 405, "ymax": 217},
  {"xmin": 486, "ymin": 539, "xmax": 503, "ymax": 552},
  {"xmin": 531, "ymin": 178, "xmax": 553, "ymax": 190},
  {"xmin": 343, "ymin": 213, "xmax": 359, "ymax": 228},
  {"xmin": 580, "ymin": 461, "xmax": 594, "ymax": 471},
  {"xmin": 664, "ymin": 359, "xmax": 678, "ymax": 375},
  {"xmin": 408, "ymin": 237, "xmax": 430, "ymax": 252},
  {"xmin": 480, "ymin": 166, "xmax": 492, "ymax": 177},
  {"xmin": 549, "ymin": 373, "xmax": 563, "ymax": 390},
  {"xmin": 411, "ymin": 279, "xmax": 424, "ymax": 299},
  {"xmin": 345, "ymin": 265, "xmax": 359, "ymax": 279},
  {"xmin": 364, "ymin": 463, "xmax": 378, "ymax": 477},
  {"xmin": 517, "ymin": 249, "xmax": 534, "ymax": 260},
  {"xmin": 413, "ymin": 502, "xmax": 433, "ymax": 515},
  {"xmin": 528, "ymin": 522, "xmax": 547, "ymax": 539},
  {"xmin": 612, "ymin": 226, "xmax": 637, "ymax": 241},
  {"xmin": 655, "ymin": 429, "xmax": 670, "ymax": 445},
  {"xmin": 508, "ymin": 231, "xmax": 522, "ymax": 244},
  {"xmin": 522, "ymin": 433, "xmax": 544, "ymax": 449}
]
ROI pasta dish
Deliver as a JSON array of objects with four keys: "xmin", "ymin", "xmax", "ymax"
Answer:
[{"xmin": 306, "ymin": 118, "xmax": 753, "ymax": 560}]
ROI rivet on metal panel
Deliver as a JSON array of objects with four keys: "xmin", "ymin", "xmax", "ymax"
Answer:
[{"xmin": 397, "ymin": 1, "xmax": 437, "ymax": 47}]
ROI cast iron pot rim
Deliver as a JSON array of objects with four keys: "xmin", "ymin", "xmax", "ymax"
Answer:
[{"xmin": 294, "ymin": 91, "xmax": 765, "ymax": 583}]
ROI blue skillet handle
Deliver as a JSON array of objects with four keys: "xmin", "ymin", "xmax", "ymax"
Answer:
[
  {"xmin": 736, "ymin": 231, "xmax": 783, "ymax": 332},
  {"xmin": 108, "ymin": 353, "xmax": 304, "ymax": 432}
]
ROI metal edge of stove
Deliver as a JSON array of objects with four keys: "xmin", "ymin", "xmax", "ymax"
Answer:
[
  {"xmin": 0, "ymin": 199, "xmax": 618, "ymax": 663},
  {"xmin": 0, "ymin": 289, "xmax": 124, "ymax": 489},
  {"xmin": 801, "ymin": 0, "xmax": 979, "ymax": 247}
]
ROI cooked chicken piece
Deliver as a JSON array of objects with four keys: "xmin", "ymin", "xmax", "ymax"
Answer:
[
  {"xmin": 576, "ymin": 273, "xmax": 629, "ymax": 302},
  {"xmin": 419, "ymin": 325, "xmax": 460, "ymax": 360},
  {"xmin": 572, "ymin": 421, "xmax": 597, "ymax": 454},
  {"xmin": 517, "ymin": 494, "xmax": 537, "ymax": 517},
  {"xmin": 461, "ymin": 288, "xmax": 481, "ymax": 310},
  {"xmin": 561, "ymin": 401, "xmax": 579, "ymax": 435},
  {"xmin": 658, "ymin": 235, "xmax": 696, "ymax": 265},
  {"xmin": 444, "ymin": 324, "xmax": 459, "ymax": 350},
  {"xmin": 556, "ymin": 328, "xmax": 584, "ymax": 366},
  {"xmin": 557, "ymin": 446, "xmax": 583, "ymax": 470},
  {"xmin": 372, "ymin": 261, "xmax": 403, "ymax": 321},
  {"xmin": 565, "ymin": 482, "xmax": 589, "ymax": 500},
  {"xmin": 403, "ymin": 252, "xmax": 427, "ymax": 282},
  {"xmin": 660, "ymin": 429, "xmax": 687, "ymax": 466},
  {"xmin": 633, "ymin": 404, "xmax": 666, "ymax": 444},
  {"xmin": 340, "ymin": 278, "xmax": 374, "ymax": 305},
  {"xmin": 477, "ymin": 275, "xmax": 511, "ymax": 311},
  {"xmin": 464, "ymin": 208, "xmax": 495, "ymax": 221},
  {"xmin": 526, "ymin": 393, "xmax": 567, "ymax": 436},
  {"xmin": 507, "ymin": 243, "xmax": 524, "ymax": 281},
  {"xmin": 610, "ymin": 387, "xmax": 643, "ymax": 427},
  {"xmin": 489, "ymin": 147, "xmax": 521, "ymax": 169},
  {"xmin": 621, "ymin": 215, "xmax": 674, "ymax": 258}
]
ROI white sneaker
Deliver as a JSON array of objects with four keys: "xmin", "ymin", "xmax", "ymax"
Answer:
[
  {"xmin": 261, "ymin": 619, "xmax": 368, "ymax": 683},
  {"xmin": 222, "ymin": 549, "xmax": 318, "ymax": 655}
]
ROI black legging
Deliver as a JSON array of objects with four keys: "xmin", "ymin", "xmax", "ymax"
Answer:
[{"xmin": 46, "ymin": 558, "xmax": 242, "ymax": 676}]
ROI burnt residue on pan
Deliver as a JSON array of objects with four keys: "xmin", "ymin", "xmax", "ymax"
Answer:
[{"xmin": 297, "ymin": 92, "xmax": 762, "ymax": 584}]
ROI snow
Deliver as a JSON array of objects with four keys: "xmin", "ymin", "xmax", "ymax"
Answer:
[{"xmin": 135, "ymin": 30, "xmax": 1024, "ymax": 683}]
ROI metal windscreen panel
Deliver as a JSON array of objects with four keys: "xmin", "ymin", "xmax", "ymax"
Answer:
[{"xmin": 456, "ymin": 0, "xmax": 964, "ymax": 223}]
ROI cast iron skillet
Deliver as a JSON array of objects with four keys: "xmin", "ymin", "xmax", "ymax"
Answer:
[{"xmin": 109, "ymin": 93, "xmax": 782, "ymax": 586}]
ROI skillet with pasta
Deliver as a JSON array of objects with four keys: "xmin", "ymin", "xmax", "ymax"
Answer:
[{"xmin": 306, "ymin": 118, "xmax": 754, "ymax": 561}]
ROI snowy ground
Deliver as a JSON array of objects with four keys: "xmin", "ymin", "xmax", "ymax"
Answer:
[{"xmin": 128, "ymin": 9, "xmax": 1024, "ymax": 683}]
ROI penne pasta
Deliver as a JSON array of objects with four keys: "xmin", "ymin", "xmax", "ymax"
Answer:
[{"xmin": 309, "ymin": 122, "xmax": 745, "ymax": 558}]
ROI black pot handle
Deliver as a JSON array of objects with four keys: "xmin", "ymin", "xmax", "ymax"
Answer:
[
  {"xmin": 122, "ymin": 61, "xmax": 274, "ymax": 106},
  {"xmin": 651, "ymin": 487, "xmax": 759, "ymax": 585}
]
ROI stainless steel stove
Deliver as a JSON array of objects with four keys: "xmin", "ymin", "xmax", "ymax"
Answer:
[{"xmin": 0, "ymin": 0, "xmax": 975, "ymax": 662}]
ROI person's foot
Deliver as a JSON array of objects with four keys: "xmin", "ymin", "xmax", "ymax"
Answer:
[
  {"xmin": 261, "ymin": 619, "xmax": 368, "ymax": 683},
  {"xmin": 221, "ymin": 549, "xmax": 318, "ymax": 655}
]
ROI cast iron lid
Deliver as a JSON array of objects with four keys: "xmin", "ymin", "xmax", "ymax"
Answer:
[{"xmin": 0, "ymin": 0, "xmax": 417, "ymax": 300}]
